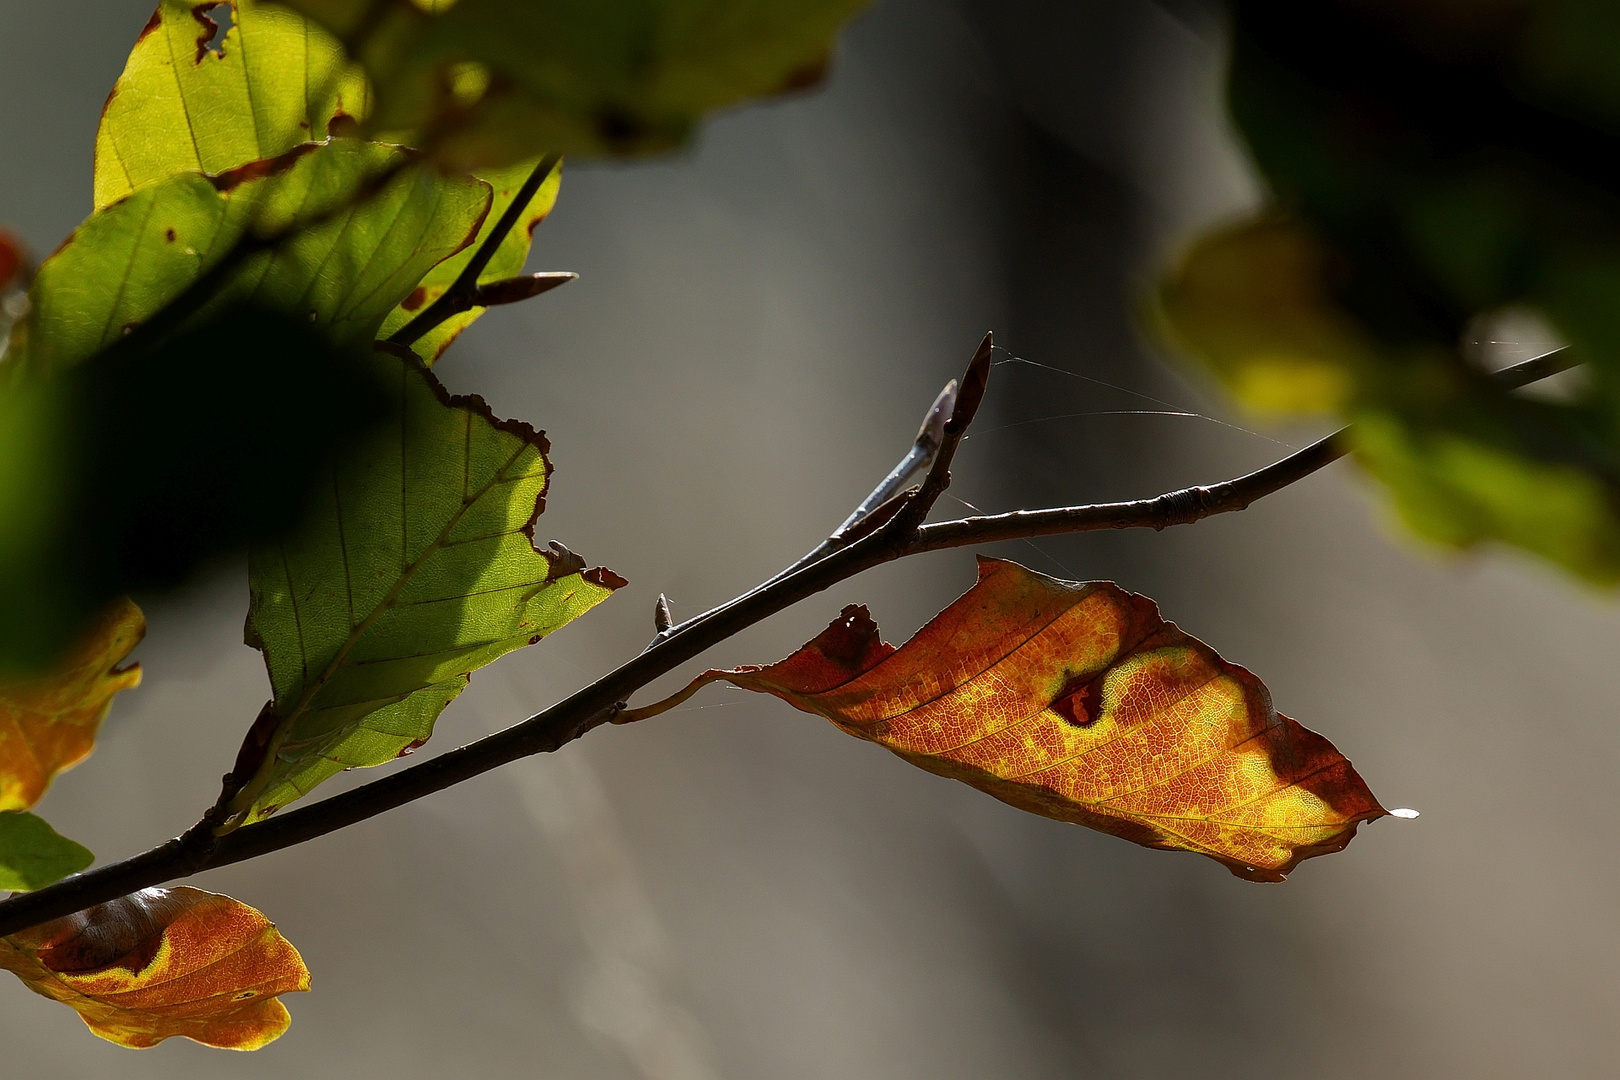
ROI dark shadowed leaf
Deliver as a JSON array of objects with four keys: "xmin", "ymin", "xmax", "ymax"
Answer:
[{"xmin": 0, "ymin": 304, "xmax": 396, "ymax": 668}]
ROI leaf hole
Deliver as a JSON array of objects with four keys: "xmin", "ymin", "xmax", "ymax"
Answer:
[
  {"xmin": 1051, "ymin": 675, "xmax": 1103, "ymax": 728},
  {"xmin": 192, "ymin": 3, "xmax": 234, "ymax": 63}
]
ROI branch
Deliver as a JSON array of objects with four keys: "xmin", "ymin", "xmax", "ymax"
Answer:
[
  {"xmin": 388, "ymin": 154, "xmax": 563, "ymax": 348},
  {"xmin": 653, "ymin": 367, "xmax": 961, "ymax": 648},
  {"xmin": 907, "ymin": 345, "xmax": 1574, "ymax": 552},
  {"xmin": 0, "ymin": 344, "xmax": 1572, "ymax": 936}
]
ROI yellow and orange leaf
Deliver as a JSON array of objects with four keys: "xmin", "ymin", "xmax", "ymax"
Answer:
[
  {"xmin": 0, "ymin": 597, "xmax": 144, "ymax": 812},
  {"xmin": 627, "ymin": 558, "xmax": 1385, "ymax": 881},
  {"xmin": 0, "ymin": 886, "xmax": 309, "ymax": 1050}
]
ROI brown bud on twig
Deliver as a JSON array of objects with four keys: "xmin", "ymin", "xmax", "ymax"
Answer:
[
  {"xmin": 654, "ymin": 594, "xmax": 674, "ymax": 634},
  {"xmin": 471, "ymin": 272, "xmax": 577, "ymax": 308}
]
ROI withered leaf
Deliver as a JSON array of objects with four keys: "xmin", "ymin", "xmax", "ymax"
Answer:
[
  {"xmin": 0, "ymin": 886, "xmax": 309, "ymax": 1050},
  {"xmin": 626, "ymin": 558, "xmax": 1386, "ymax": 881},
  {"xmin": 0, "ymin": 597, "xmax": 144, "ymax": 810}
]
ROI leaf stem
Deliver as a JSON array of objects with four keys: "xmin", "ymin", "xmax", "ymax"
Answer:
[
  {"xmin": 0, "ymin": 345, "xmax": 1571, "ymax": 937},
  {"xmin": 388, "ymin": 154, "xmax": 562, "ymax": 348}
]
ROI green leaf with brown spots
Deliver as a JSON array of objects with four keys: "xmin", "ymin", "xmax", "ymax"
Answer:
[{"xmin": 229, "ymin": 346, "xmax": 624, "ymax": 825}]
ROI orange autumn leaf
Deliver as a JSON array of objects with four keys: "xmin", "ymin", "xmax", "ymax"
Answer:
[
  {"xmin": 0, "ymin": 886, "xmax": 310, "ymax": 1050},
  {"xmin": 627, "ymin": 557, "xmax": 1385, "ymax": 881},
  {"xmin": 0, "ymin": 597, "xmax": 144, "ymax": 812}
]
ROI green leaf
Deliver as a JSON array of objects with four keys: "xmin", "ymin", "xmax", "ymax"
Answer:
[
  {"xmin": 18, "ymin": 140, "xmax": 491, "ymax": 372},
  {"xmin": 0, "ymin": 812, "xmax": 93, "ymax": 892},
  {"xmin": 95, "ymin": 0, "xmax": 371, "ymax": 209},
  {"xmin": 0, "ymin": 305, "xmax": 394, "ymax": 669},
  {"xmin": 279, "ymin": 0, "xmax": 873, "ymax": 168},
  {"xmin": 232, "ymin": 347, "xmax": 624, "ymax": 823},
  {"xmin": 379, "ymin": 157, "xmax": 563, "ymax": 364},
  {"xmin": 1, "ymin": 138, "xmax": 490, "ymax": 664}
]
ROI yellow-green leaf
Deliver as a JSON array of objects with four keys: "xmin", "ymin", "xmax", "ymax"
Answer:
[
  {"xmin": 0, "ymin": 886, "xmax": 309, "ymax": 1050},
  {"xmin": 19, "ymin": 141, "xmax": 490, "ymax": 372},
  {"xmin": 232, "ymin": 347, "xmax": 624, "ymax": 823},
  {"xmin": 380, "ymin": 157, "xmax": 563, "ymax": 363},
  {"xmin": 95, "ymin": 0, "xmax": 371, "ymax": 209}
]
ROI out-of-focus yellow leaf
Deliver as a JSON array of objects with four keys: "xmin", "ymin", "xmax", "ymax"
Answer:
[
  {"xmin": 626, "ymin": 558, "xmax": 1386, "ymax": 881},
  {"xmin": 1155, "ymin": 216, "xmax": 1368, "ymax": 415},
  {"xmin": 0, "ymin": 598, "xmax": 143, "ymax": 810},
  {"xmin": 0, "ymin": 886, "xmax": 309, "ymax": 1050}
]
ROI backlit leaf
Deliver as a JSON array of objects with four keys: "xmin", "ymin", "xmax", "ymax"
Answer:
[
  {"xmin": 626, "ymin": 558, "xmax": 1385, "ymax": 881},
  {"xmin": 0, "ymin": 598, "xmax": 143, "ymax": 808},
  {"xmin": 0, "ymin": 886, "xmax": 309, "ymax": 1050},
  {"xmin": 0, "ymin": 812, "xmax": 94, "ymax": 892},
  {"xmin": 19, "ymin": 140, "xmax": 490, "ymax": 371},
  {"xmin": 95, "ymin": 0, "xmax": 371, "ymax": 209},
  {"xmin": 231, "ymin": 347, "xmax": 625, "ymax": 823},
  {"xmin": 380, "ymin": 157, "xmax": 563, "ymax": 363},
  {"xmin": 280, "ymin": 0, "xmax": 873, "ymax": 168}
]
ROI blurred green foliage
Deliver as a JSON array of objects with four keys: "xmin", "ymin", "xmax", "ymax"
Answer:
[{"xmin": 1159, "ymin": 0, "xmax": 1620, "ymax": 583}]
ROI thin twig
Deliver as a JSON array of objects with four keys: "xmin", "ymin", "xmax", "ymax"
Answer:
[
  {"xmin": 908, "ymin": 345, "xmax": 1575, "ymax": 550},
  {"xmin": 0, "ymin": 345, "xmax": 1571, "ymax": 936},
  {"xmin": 389, "ymin": 154, "xmax": 562, "ymax": 348},
  {"xmin": 650, "ymin": 358, "xmax": 968, "ymax": 650}
]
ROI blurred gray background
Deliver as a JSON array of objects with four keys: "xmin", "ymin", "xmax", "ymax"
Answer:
[{"xmin": 5, "ymin": 1, "xmax": 1619, "ymax": 1077}]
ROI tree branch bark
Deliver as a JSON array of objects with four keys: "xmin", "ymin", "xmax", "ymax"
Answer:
[{"xmin": 0, "ymin": 344, "xmax": 1572, "ymax": 937}]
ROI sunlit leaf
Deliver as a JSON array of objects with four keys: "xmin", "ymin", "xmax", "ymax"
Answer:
[
  {"xmin": 379, "ymin": 157, "xmax": 563, "ymax": 363},
  {"xmin": 95, "ymin": 0, "xmax": 371, "ymax": 209},
  {"xmin": 0, "ymin": 598, "xmax": 142, "ymax": 805},
  {"xmin": 231, "ymin": 346, "xmax": 625, "ymax": 823},
  {"xmin": 627, "ymin": 558, "xmax": 1385, "ymax": 881},
  {"xmin": 18, "ymin": 140, "xmax": 490, "ymax": 372},
  {"xmin": 0, "ymin": 886, "xmax": 309, "ymax": 1050},
  {"xmin": 280, "ymin": 0, "xmax": 872, "ymax": 167},
  {"xmin": 0, "ymin": 812, "xmax": 93, "ymax": 892}
]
